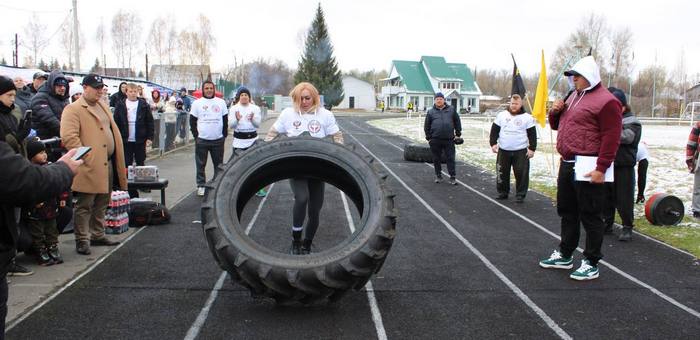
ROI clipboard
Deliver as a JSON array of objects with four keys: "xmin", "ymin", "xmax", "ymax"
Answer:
[{"xmin": 574, "ymin": 156, "xmax": 614, "ymax": 182}]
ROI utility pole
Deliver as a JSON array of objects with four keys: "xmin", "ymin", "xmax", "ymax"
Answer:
[
  {"xmin": 145, "ymin": 53, "xmax": 149, "ymax": 81},
  {"xmin": 72, "ymin": 0, "xmax": 80, "ymax": 71},
  {"xmin": 651, "ymin": 51, "xmax": 657, "ymax": 118},
  {"xmin": 14, "ymin": 34, "xmax": 18, "ymax": 67}
]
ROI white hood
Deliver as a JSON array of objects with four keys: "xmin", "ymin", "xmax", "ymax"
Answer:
[{"xmin": 565, "ymin": 56, "xmax": 601, "ymax": 91}]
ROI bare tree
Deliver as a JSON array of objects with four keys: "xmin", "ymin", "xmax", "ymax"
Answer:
[
  {"xmin": 60, "ymin": 18, "xmax": 85, "ymax": 71},
  {"xmin": 178, "ymin": 30, "xmax": 198, "ymax": 64},
  {"xmin": 608, "ymin": 27, "xmax": 634, "ymax": 85},
  {"xmin": 195, "ymin": 14, "xmax": 215, "ymax": 65},
  {"xmin": 95, "ymin": 18, "xmax": 107, "ymax": 69},
  {"xmin": 550, "ymin": 13, "xmax": 609, "ymax": 90},
  {"xmin": 147, "ymin": 16, "xmax": 168, "ymax": 65},
  {"xmin": 165, "ymin": 26, "xmax": 178, "ymax": 65},
  {"xmin": 111, "ymin": 10, "xmax": 143, "ymax": 75},
  {"xmin": 22, "ymin": 13, "xmax": 49, "ymax": 67}
]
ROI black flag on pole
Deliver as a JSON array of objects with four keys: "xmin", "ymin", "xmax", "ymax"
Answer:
[{"xmin": 511, "ymin": 54, "xmax": 526, "ymax": 98}]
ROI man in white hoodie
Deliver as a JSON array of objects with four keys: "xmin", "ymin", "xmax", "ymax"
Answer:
[{"xmin": 538, "ymin": 56, "xmax": 622, "ymax": 281}]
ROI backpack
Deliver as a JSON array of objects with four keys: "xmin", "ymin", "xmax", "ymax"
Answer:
[{"xmin": 129, "ymin": 200, "xmax": 171, "ymax": 227}]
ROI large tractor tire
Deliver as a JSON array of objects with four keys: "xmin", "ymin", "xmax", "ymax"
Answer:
[
  {"xmin": 201, "ymin": 137, "xmax": 397, "ymax": 304},
  {"xmin": 403, "ymin": 143, "xmax": 446, "ymax": 163}
]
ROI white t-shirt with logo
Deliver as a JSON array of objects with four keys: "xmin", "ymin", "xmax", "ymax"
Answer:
[
  {"xmin": 190, "ymin": 97, "xmax": 229, "ymax": 141},
  {"xmin": 229, "ymin": 103, "xmax": 262, "ymax": 149},
  {"xmin": 126, "ymin": 99, "xmax": 139, "ymax": 142},
  {"xmin": 273, "ymin": 107, "xmax": 340, "ymax": 138},
  {"xmin": 494, "ymin": 110, "xmax": 535, "ymax": 151}
]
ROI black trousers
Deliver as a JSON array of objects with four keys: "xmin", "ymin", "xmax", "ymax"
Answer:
[
  {"xmin": 428, "ymin": 139, "xmax": 456, "ymax": 177},
  {"xmin": 195, "ymin": 138, "xmax": 225, "ymax": 186},
  {"xmin": 290, "ymin": 178, "xmax": 325, "ymax": 241},
  {"xmin": 124, "ymin": 141, "xmax": 146, "ymax": 167},
  {"xmin": 603, "ymin": 166, "xmax": 635, "ymax": 229},
  {"xmin": 496, "ymin": 148, "xmax": 529, "ymax": 198},
  {"xmin": 637, "ymin": 159, "xmax": 648, "ymax": 198},
  {"xmin": 557, "ymin": 161, "xmax": 606, "ymax": 265}
]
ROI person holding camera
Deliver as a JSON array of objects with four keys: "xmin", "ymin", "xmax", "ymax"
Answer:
[{"xmin": 488, "ymin": 94, "xmax": 536, "ymax": 203}]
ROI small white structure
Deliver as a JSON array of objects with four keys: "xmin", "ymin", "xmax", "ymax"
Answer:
[{"xmin": 337, "ymin": 76, "xmax": 375, "ymax": 110}]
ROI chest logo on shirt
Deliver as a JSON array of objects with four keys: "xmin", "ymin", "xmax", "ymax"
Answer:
[
  {"xmin": 212, "ymin": 105, "xmax": 221, "ymax": 113},
  {"xmin": 308, "ymin": 120, "xmax": 321, "ymax": 133},
  {"xmin": 293, "ymin": 120, "xmax": 302, "ymax": 129},
  {"xmin": 202, "ymin": 105, "xmax": 209, "ymax": 111},
  {"xmin": 515, "ymin": 120, "xmax": 522, "ymax": 127}
]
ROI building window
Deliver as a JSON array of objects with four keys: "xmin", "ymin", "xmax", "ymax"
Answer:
[{"xmin": 425, "ymin": 97, "xmax": 433, "ymax": 109}]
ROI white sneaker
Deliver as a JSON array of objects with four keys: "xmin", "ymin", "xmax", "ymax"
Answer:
[{"xmin": 197, "ymin": 187, "xmax": 205, "ymax": 196}]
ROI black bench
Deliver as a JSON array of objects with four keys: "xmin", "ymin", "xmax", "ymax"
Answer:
[{"xmin": 127, "ymin": 179, "xmax": 169, "ymax": 205}]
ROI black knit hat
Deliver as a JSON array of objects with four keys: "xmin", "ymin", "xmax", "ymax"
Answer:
[
  {"xmin": 0, "ymin": 76, "xmax": 16, "ymax": 96},
  {"xmin": 26, "ymin": 139, "xmax": 46, "ymax": 160},
  {"xmin": 608, "ymin": 87, "xmax": 627, "ymax": 107},
  {"xmin": 236, "ymin": 86, "xmax": 251, "ymax": 100}
]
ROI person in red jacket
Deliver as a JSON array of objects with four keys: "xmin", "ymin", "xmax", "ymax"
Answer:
[{"xmin": 538, "ymin": 56, "xmax": 622, "ymax": 281}]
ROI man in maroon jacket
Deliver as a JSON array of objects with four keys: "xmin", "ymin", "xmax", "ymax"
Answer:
[{"xmin": 538, "ymin": 56, "xmax": 622, "ymax": 281}]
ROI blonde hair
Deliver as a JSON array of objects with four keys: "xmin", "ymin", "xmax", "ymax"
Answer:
[
  {"xmin": 289, "ymin": 82, "xmax": 320, "ymax": 112},
  {"xmin": 126, "ymin": 83, "xmax": 139, "ymax": 91}
]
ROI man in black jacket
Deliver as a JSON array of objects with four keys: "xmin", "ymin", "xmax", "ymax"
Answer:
[
  {"xmin": 113, "ymin": 83, "xmax": 154, "ymax": 167},
  {"xmin": 0, "ymin": 142, "xmax": 81, "ymax": 336},
  {"xmin": 109, "ymin": 82, "xmax": 128, "ymax": 108},
  {"xmin": 15, "ymin": 72, "xmax": 48, "ymax": 113},
  {"xmin": 30, "ymin": 70, "xmax": 70, "ymax": 140},
  {"xmin": 603, "ymin": 87, "xmax": 642, "ymax": 241},
  {"xmin": 424, "ymin": 92, "xmax": 462, "ymax": 185}
]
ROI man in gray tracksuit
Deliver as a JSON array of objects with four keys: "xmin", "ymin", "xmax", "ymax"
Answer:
[{"xmin": 424, "ymin": 92, "xmax": 461, "ymax": 185}]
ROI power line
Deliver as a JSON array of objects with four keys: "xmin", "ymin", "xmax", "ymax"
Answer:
[{"xmin": 0, "ymin": 4, "xmax": 69, "ymax": 14}]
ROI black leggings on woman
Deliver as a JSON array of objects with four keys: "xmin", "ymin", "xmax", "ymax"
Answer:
[{"xmin": 290, "ymin": 178, "xmax": 325, "ymax": 240}]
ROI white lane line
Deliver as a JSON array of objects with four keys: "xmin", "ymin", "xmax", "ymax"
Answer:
[
  {"xmin": 340, "ymin": 192, "xmax": 388, "ymax": 340},
  {"xmin": 245, "ymin": 183, "xmax": 276, "ymax": 235},
  {"xmin": 184, "ymin": 184, "xmax": 275, "ymax": 340},
  {"xmin": 343, "ymin": 129, "xmax": 572, "ymax": 340},
  {"xmin": 183, "ymin": 272, "xmax": 227, "ymax": 340},
  {"xmin": 344, "ymin": 119, "xmax": 700, "ymax": 320},
  {"xmin": 6, "ymin": 225, "xmax": 149, "ymax": 331}
]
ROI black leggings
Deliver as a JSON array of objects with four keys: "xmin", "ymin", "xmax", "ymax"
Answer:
[
  {"xmin": 637, "ymin": 159, "xmax": 648, "ymax": 198},
  {"xmin": 290, "ymin": 178, "xmax": 325, "ymax": 241}
]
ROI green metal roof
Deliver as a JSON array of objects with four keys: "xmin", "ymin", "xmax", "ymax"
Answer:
[
  {"xmin": 391, "ymin": 56, "xmax": 479, "ymax": 94},
  {"xmin": 392, "ymin": 60, "xmax": 433, "ymax": 93}
]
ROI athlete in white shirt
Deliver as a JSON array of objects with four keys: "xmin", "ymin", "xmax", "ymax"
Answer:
[
  {"xmin": 265, "ymin": 82, "xmax": 343, "ymax": 255},
  {"xmin": 190, "ymin": 81, "xmax": 229, "ymax": 196},
  {"xmin": 488, "ymin": 94, "xmax": 537, "ymax": 203},
  {"xmin": 229, "ymin": 87, "xmax": 262, "ymax": 150}
]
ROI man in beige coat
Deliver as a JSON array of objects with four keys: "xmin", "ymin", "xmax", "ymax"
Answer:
[{"xmin": 60, "ymin": 74, "xmax": 127, "ymax": 255}]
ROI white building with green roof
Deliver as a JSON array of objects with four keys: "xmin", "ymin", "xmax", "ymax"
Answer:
[{"xmin": 380, "ymin": 56, "xmax": 481, "ymax": 113}]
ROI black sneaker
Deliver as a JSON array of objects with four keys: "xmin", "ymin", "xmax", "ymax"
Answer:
[
  {"xmin": 495, "ymin": 194, "xmax": 508, "ymax": 200},
  {"xmin": 36, "ymin": 247, "xmax": 54, "ymax": 266},
  {"xmin": 301, "ymin": 239, "xmax": 313, "ymax": 255},
  {"xmin": 48, "ymin": 245, "xmax": 64, "ymax": 264},
  {"xmin": 636, "ymin": 195, "xmax": 645, "ymax": 204},
  {"xmin": 618, "ymin": 227, "xmax": 633, "ymax": 242},
  {"xmin": 449, "ymin": 177, "xmax": 457, "ymax": 185},
  {"xmin": 434, "ymin": 176, "xmax": 443, "ymax": 183},
  {"xmin": 515, "ymin": 196, "xmax": 524, "ymax": 203},
  {"xmin": 8, "ymin": 262, "xmax": 34, "ymax": 276},
  {"xmin": 291, "ymin": 240, "xmax": 302, "ymax": 255}
]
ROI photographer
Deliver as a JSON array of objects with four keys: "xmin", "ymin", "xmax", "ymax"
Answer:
[{"xmin": 0, "ymin": 142, "xmax": 82, "ymax": 336}]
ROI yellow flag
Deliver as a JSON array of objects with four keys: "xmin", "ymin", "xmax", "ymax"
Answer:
[{"xmin": 532, "ymin": 50, "xmax": 548, "ymax": 127}]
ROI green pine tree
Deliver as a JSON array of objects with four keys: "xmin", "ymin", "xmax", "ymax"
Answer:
[
  {"xmin": 90, "ymin": 58, "xmax": 101, "ymax": 73},
  {"xmin": 0, "ymin": 57, "xmax": 6, "ymax": 65},
  {"xmin": 294, "ymin": 3, "xmax": 344, "ymax": 109}
]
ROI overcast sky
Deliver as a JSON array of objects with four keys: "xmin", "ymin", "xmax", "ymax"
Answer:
[{"xmin": 1, "ymin": 0, "xmax": 697, "ymax": 81}]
